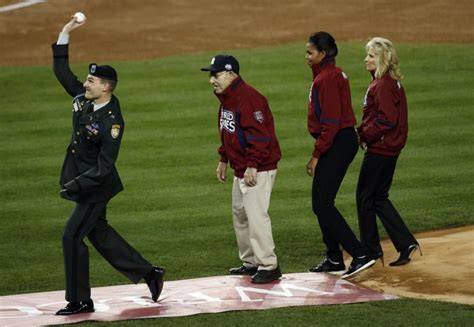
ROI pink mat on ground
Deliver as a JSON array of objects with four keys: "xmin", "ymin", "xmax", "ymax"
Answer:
[{"xmin": 0, "ymin": 272, "xmax": 397, "ymax": 326}]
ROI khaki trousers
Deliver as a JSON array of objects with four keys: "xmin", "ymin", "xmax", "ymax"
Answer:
[{"xmin": 232, "ymin": 169, "xmax": 278, "ymax": 271}]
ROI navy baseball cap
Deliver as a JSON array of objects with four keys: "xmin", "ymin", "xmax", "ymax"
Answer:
[
  {"xmin": 201, "ymin": 54, "xmax": 240, "ymax": 74},
  {"xmin": 89, "ymin": 63, "xmax": 118, "ymax": 82}
]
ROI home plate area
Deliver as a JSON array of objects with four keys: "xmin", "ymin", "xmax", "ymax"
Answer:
[{"xmin": 0, "ymin": 273, "xmax": 397, "ymax": 326}]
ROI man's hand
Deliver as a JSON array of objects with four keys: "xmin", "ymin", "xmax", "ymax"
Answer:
[
  {"xmin": 61, "ymin": 15, "xmax": 86, "ymax": 34},
  {"xmin": 216, "ymin": 162, "xmax": 227, "ymax": 183},
  {"xmin": 244, "ymin": 167, "xmax": 257, "ymax": 187},
  {"xmin": 356, "ymin": 129, "xmax": 367, "ymax": 150},
  {"xmin": 306, "ymin": 156, "xmax": 318, "ymax": 177}
]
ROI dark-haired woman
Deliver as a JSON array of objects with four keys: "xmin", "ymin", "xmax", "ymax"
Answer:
[
  {"xmin": 357, "ymin": 37, "xmax": 420, "ymax": 266},
  {"xmin": 305, "ymin": 31, "xmax": 375, "ymax": 279}
]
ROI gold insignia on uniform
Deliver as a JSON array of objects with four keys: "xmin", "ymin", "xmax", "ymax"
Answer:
[{"xmin": 111, "ymin": 124, "xmax": 121, "ymax": 139}]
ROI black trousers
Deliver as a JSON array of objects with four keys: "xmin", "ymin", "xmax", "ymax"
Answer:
[
  {"xmin": 312, "ymin": 128, "xmax": 365, "ymax": 262},
  {"xmin": 356, "ymin": 152, "xmax": 417, "ymax": 257},
  {"xmin": 62, "ymin": 201, "xmax": 153, "ymax": 302}
]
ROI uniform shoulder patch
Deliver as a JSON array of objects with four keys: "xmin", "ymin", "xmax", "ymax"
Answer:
[
  {"xmin": 253, "ymin": 110, "xmax": 264, "ymax": 123},
  {"xmin": 111, "ymin": 124, "xmax": 121, "ymax": 139}
]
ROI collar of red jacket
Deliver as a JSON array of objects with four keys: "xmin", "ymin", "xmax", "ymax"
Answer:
[
  {"xmin": 370, "ymin": 71, "xmax": 392, "ymax": 81},
  {"xmin": 311, "ymin": 56, "xmax": 336, "ymax": 78},
  {"xmin": 215, "ymin": 76, "xmax": 244, "ymax": 102}
]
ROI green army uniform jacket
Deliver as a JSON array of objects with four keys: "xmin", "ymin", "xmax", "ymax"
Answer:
[{"xmin": 52, "ymin": 43, "xmax": 124, "ymax": 203}]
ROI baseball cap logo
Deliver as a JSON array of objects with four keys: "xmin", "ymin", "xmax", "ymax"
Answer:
[
  {"xmin": 211, "ymin": 57, "xmax": 216, "ymax": 64},
  {"xmin": 90, "ymin": 64, "xmax": 97, "ymax": 74},
  {"xmin": 225, "ymin": 64, "xmax": 232, "ymax": 71}
]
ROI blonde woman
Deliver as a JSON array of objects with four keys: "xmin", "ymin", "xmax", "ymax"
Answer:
[{"xmin": 357, "ymin": 37, "xmax": 420, "ymax": 267}]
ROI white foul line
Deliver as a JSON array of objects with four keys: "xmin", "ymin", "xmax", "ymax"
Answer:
[{"xmin": 0, "ymin": 0, "xmax": 46, "ymax": 13}]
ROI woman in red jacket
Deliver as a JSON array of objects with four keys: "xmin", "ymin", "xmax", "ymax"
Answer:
[
  {"xmin": 357, "ymin": 37, "xmax": 420, "ymax": 266},
  {"xmin": 305, "ymin": 31, "xmax": 375, "ymax": 279}
]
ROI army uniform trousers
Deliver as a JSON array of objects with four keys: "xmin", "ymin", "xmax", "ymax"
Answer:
[{"xmin": 62, "ymin": 201, "xmax": 153, "ymax": 302}]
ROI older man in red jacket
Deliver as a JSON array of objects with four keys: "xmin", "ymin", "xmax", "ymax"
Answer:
[{"xmin": 201, "ymin": 55, "xmax": 282, "ymax": 284}]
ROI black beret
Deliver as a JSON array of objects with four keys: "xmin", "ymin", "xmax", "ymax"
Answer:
[{"xmin": 89, "ymin": 63, "xmax": 118, "ymax": 82}]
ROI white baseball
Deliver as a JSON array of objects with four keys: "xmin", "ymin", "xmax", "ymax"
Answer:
[{"xmin": 74, "ymin": 12, "xmax": 86, "ymax": 23}]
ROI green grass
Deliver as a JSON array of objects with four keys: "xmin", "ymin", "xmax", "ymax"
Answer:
[{"xmin": 1, "ymin": 42, "xmax": 473, "ymax": 326}]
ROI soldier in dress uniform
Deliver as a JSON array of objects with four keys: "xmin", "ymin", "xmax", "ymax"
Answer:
[{"xmin": 52, "ymin": 15, "xmax": 164, "ymax": 315}]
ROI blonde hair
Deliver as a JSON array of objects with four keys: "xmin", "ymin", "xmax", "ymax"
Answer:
[{"xmin": 366, "ymin": 37, "xmax": 402, "ymax": 80}]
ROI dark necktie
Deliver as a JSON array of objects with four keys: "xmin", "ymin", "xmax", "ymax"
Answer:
[{"xmin": 83, "ymin": 101, "xmax": 93, "ymax": 116}]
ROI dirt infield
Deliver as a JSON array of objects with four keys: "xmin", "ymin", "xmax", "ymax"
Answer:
[
  {"xmin": 352, "ymin": 226, "xmax": 474, "ymax": 305},
  {"xmin": 1, "ymin": 0, "xmax": 473, "ymax": 305},
  {"xmin": 0, "ymin": 0, "xmax": 473, "ymax": 66}
]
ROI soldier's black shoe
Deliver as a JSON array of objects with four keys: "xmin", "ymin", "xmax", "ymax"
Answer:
[
  {"xmin": 251, "ymin": 266, "xmax": 282, "ymax": 284},
  {"xmin": 309, "ymin": 258, "xmax": 345, "ymax": 275},
  {"xmin": 55, "ymin": 299, "xmax": 94, "ymax": 315},
  {"xmin": 390, "ymin": 244, "xmax": 422, "ymax": 266},
  {"xmin": 146, "ymin": 267, "xmax": 165, "ymax": 302},
  {"xmin": 341, "ymin": 256, "xmax": 376, "ymax": 279},
  {"xmin": 229, "ymin": 265, "xmax": 258, "ymax": 275}
]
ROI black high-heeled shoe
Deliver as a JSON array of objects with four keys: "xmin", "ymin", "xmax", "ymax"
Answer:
[
  {"xmin": 373, "ymin": 252, "xmax": 385, "ymax": 267},
  {"xmin": 389, "ymin": 244, "xmax": 422, "ymax": 266}
]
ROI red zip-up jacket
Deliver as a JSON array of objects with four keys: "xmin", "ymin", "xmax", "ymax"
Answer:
[
  {"xmin": 308, "ymin": 58, "xmax": 356, "ymax": 158},
  {"xmin": 216, "ymin": 77, "xmax": 281, "ymax": 178},
  {"xmin": 357, "ymin": 72, "xmax": 408, "ymax": 156}
]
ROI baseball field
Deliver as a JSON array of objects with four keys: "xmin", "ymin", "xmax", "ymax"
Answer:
[{"xmin": 1, "ymin": 0, "xmax": 473, "ymax": 326}]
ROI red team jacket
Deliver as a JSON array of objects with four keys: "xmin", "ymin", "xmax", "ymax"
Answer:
[
  {"xmin": 216, "ymin": 77, "xmax": 281, "ymax": 178},
  {"xmin": 357, "ymin": 72, "xmax": 408, "ymax": 156},
  {"xmin": 308, "ymin": 58, "xmax": 356, "ymax": 158}
]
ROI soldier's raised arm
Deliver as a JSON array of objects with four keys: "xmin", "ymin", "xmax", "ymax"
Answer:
[{"xmin": 52, "ymin": 15, "xmax": 87, "ymax": 97}]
